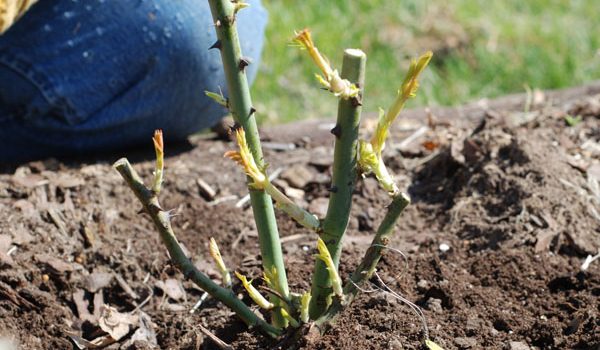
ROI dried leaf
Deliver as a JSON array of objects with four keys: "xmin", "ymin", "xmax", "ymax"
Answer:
[
  {"xmin": 155, "ymin": 279, "xmax": 186, "ymax": 301},
  {"xmin": 98, "ymin": 305, "xmax": 137, "ymax": 341},
  {"xmin": 128, "ymin": 312, "xmax": 157, "ymax": 346}
]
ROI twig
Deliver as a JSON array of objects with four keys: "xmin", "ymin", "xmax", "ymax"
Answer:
[
  {"xmin": 132, "ymin": 285, "xmax": 154, "ymax": 313},
  {"xmin": 197, "ymin": 178, "xmax": 217, "ymax": 201},
  {"xmin": 198, "ymin": 323, "xmax": 233, "ymax": 350}
]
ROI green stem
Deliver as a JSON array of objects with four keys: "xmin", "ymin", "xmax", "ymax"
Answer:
[
  {"xmin": 315, "ymin": 192, "xmax": 410, "ymax": 326},
  {"xmin": 309, "ymin": 49, "xmax": 366, "ymax": 319},
  {"xmin": 264, "ymin": 182, "xmax": 320, "ymax": 232},
  {"xmin": 207, "ymin": 0, "xmax": 289, "ymax": 327},
  {"xmin": 113, "ymin": 158, "xmax": 281, "ymax": 337}
]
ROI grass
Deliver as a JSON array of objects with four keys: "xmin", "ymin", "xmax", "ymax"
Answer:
[{"xmin": 251, "ymin": 0, "xmax": 600, "ymax": 123}]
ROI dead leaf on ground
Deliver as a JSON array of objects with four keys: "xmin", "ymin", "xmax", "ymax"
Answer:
[
  {"xmin": 155, "ymin": 279, "xmax": 186, "ymax": 301},
  {"xmin": 98, "ymin": 305, "xmax": 138, "ymax": 341},
  {"xmin": 127, "ymin": 312, "xmax": 157, "ymax": 347}
]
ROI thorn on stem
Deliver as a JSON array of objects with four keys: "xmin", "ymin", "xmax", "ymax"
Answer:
[
  {"xmin": 249, "ymin": 106, "xmax": 257, "ymax": 116},
  {"xmin": 215, "ymin": 19, "xmax": 222, "ymax": 27},
  {"xmin": 327, "ymin": 185, "xmax": 338, "ymax": 193},
  {"xmin": 351, "ymin": 96, "xmax": 362, "ymax": 107},
  {"xmin": 209, "ymin": 40, "xmax": 222, "ymax": 50},
  {"xmin": 330, "ymin": 124, "xmax": 341, "ymax": 138},
  {"xmin": 238, "ymin": 57, "xmax": 252, "ymax": 71}
]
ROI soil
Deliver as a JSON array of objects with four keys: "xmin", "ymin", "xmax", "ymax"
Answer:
[{"xmin": 1, "ymin": 82, "xmax": 599, "ymax": 350}]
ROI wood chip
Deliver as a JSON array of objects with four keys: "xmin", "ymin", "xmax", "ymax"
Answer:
[
  {"xmin": 11, "ymin": 226, "xmax": 34, "ymax": 246},
  {"xmin": 51, "ymin": 173, "xmax": 85, "ymax": 188},
  {"xmin": 47, "ymin": 207, "xmax": 68, "ymax": 236},
  {"xmin": 0, "ymin": 281, "xmax": 36, "ymax": 310},
  {"xmin": 81, "ymin": 224, "xmax": 96, "ymax": 248},
  {"xmin": 35, "ymin": 254, "xmax": 75, "ymax": 273},
  {"xmin": 197, "ymin": 178, "xmax": 217, "ymax": 201},
  {"xmin": 73, "ymin": 289, "xmax": 96, "ymax": 323},
  {"xmin": 11, "ymin": 173, "xmax": 48, "ymax": 188}
]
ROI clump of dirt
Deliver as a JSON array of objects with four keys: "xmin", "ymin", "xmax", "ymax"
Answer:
[{"xmin": 1, "ymin": 83, "xmax": 599, "ymax": 349}]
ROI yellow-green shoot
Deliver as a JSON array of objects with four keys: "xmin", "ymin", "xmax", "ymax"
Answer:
[
  {"xmin": 225, "ymin": 128, "xmax": 321, "ymax": 231},
  {"xmin": 209, "ymin": 237, "xmax": 232, "ymax": 288},
  {"xmin": 151, "ymin": 130, "xmax": 164, "ymax": 194},
  {"xmin": 293, "ymin": 28, "xmax": 360, "ymax": 99},
  {"xmin": 235, "ymin": 271, "xmax": 274, "ymax": 310},
  {"xmin": 358, "ymin": 52, "xmax": 432, "ymax": 195},
  {"xmin": 315, "ymin": 238, "xmax": 343, "ymax": 299}
]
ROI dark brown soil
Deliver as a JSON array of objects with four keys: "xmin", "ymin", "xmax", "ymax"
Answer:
[{"xmin": 1, "ymin": 83, "xmax": 599, "ymax": 350}]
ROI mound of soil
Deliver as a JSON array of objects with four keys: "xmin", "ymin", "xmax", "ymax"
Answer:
[{"xmin": 1, "ymin": 83, "xmax": 599, "ymax": 349}]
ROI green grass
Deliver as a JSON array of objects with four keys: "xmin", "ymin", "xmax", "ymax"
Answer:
[{"xmin": 251, "ymin": 0, "xmax": 600, "ymax": 123}]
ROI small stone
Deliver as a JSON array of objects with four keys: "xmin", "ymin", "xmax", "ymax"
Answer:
[
  {"xmin": 426, "ymin": 298, "xmax": 443, "ymax": 314},
  {"xmin": 454, "ymin": 336, "xmax": 477, "ymax": 349},
  {"xmin": 281, "ymin": 165, "xmax": 314, "ymax": 188},
  {"xmin": 308, "ymin": 198, "xmax": 329, "ymax": 218},
  {"xmin": 361, "ymin": 177, "xmax": 379, "ymax": 197},
  {"xmin": 309, "ymin": 147, "xmax": 333, "ymax": 169},
  {"xmin": 312, "ymin": 172, "xmax": 330, "ymax": 184},
  {"xmin": 508, "ymin": 341, "xmax": 530, "ymax": 350},
  {"xmin": 439, "ymin": 243, "xmax": 450, "ymax": 252},
  {"xmin": 466, "ymin": 317, "xmax": 483, "ymax": 335},
  {"xmin": 388, "ymin": 338, "xmax": 403, "ymax": 350},
  {"xmin": 417, "ymin": 279, "xmax": 430, "ymax": 291}
]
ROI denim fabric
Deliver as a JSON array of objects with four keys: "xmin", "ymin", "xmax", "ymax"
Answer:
[{"xmin": 0, "ymin": 0, "xmax": 267, "ymax": 162}]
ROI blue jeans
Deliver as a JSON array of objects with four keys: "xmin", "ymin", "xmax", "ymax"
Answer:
[{"xmin": 0, "ymin": 0, "xmax": 267, "ymax": 163}]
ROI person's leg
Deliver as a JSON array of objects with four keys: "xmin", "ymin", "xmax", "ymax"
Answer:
[{"xmin": 0, "ymin": 0, "xmax": 267, "ymax": 163}]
